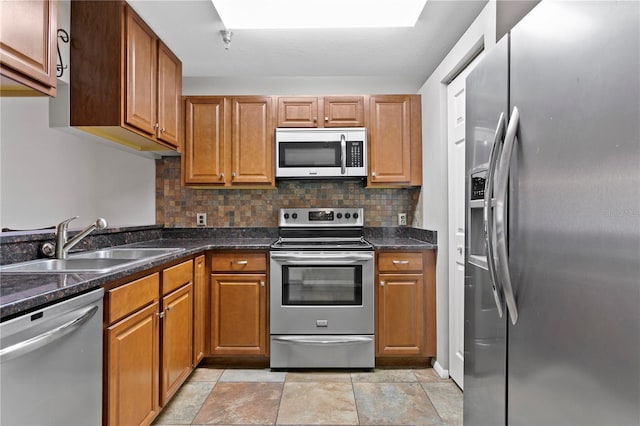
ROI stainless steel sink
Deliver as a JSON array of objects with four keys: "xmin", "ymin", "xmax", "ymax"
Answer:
[
  {"xmin": 0, "ymin": 247, "xmax": 184, "ymax": 274},
  {"xmin": 71, "ymin": 247, "xmax": 183, "ymax": 260}
]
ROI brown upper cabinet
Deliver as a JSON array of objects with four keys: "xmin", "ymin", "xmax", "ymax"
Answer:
[
  {"xmin": 277, "ymin": 96, "xmax": 365, "ymax": 127},
  {"xmin": 368, "ymin": 95, "xmax": 422, "ymax": 187},
  {"xmin": 183, "ymin": 96, "xmax": 275, "ymax": 187},
  {"xmin": 0, "ymin": 0, "xmax": 57, "ymax": 96},
  {"xmin": 70, "ymin": 1, "xmax": 182, "ymax": 151}
]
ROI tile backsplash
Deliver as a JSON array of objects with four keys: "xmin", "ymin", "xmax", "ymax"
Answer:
[{"xmin": 157, "ymin": 157, "xmax": 420, "ymax": 228}]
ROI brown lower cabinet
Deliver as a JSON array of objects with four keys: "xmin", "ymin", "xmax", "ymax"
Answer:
[
  {"xmin": 375, "ymin": 250, "xmax": 436, "ymax": 358},
  {"xmin": 104, "ymin": 259, "xmax": 194, "ymax": 426},
  {"xmin": 209, "ymin": 252, "xmax": 268, "ymax": 356}
]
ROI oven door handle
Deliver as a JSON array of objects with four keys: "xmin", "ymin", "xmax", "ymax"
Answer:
[
  {"xmin": 273, "ymin": 336, "xmax": 373, "ymax": 346},
  {"xmin": 271, "ymin": 254, "xmax": 373, "ymax": 264}
]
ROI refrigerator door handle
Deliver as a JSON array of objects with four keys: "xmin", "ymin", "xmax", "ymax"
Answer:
[
  {"xmin": 495, "ymin": 106, "xmax": 520, "ymax": 325},
  {"xmin": 484, "ymin": 112, "xmax": 506, "ymax": 318}
]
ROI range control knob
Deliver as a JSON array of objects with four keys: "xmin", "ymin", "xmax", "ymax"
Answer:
[
  {"xmin": 292, "ymin": 213, "xmax": 298, "ymax": 219},
  {"xmin": 284, "ymin": 213, "xmax": 290, "ymax": 219},
  {"xmin": 353, "ymin": 212, "xmax": 359, "ymax": 219},
  {"xmin": 345, "ymin": 213, "xmax": 351, "ymax": 219},
  {"xmin": 336, "ymin": 213, "xmax": 343, "ymax": 219}
]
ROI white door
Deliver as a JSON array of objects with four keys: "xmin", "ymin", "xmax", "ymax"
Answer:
[{"xmin": 447, "ymin": 54, "xmax": 482, "ymax": 388}]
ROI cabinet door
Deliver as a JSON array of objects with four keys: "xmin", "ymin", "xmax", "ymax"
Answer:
[
  {"xmin": 230, "ymin": 97, "xmax": 274, "ymax": 185},
  {"xmin": 323, "ymin": 96, "xmax": 364, "ymax": 127},
  {"xmin": 125, "ymin": 7, "xmax": 157, "ymax": 135},
  {"xmin": 376, "ymin": 273, "xmax": 425, "ymax": 356},
  {"xmin": 210, "ymin": 273, "xmax": 267, "ymax": 355},
  {"xmin": 156, "ymin": 41, "xmax": 182, "ymax": 149},
  {"xmin": 106, "ymin": 302, "xmax": 160, "ymax": 426},
  {"xmin": 277, "ymin": 97, "xmax": 318, "ymax": 127},
  {"xmin": 369, "ymin": 95, "xmax": 412, "ymax": 184},
  {"xmin": 0, "ymin": 0, "xmax": 56, "ymax": 96},
  {"xmin": 161, "ymin": 283, "xmax": 193, "ymax": 406},
  {"xmin": 193, "ymin": 255, "xmax": 206, "ymax": 365},
  {"xmin": 184, "ymin": 97, "xmax": 226, "ymax": 184}
]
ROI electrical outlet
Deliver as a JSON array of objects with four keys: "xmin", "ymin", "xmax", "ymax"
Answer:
[
  {"xmin": 196, "ymin": 213, "xmax": 207, "ymax": 226},
  {"xmin": 398, "ymin": 213, "xmax": 407, "ymax": 226}
]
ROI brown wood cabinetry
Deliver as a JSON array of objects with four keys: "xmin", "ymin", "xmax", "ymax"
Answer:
[
  {"xmin": 210, "ymin": 252, "xmax": 268, "ymax": 356},
  {"xmin": 193, "ymin": 255, "xmax": 207, "ymax": 366},
  {"xmin": 183, "ymin": 96, "xmax": 275, "ymax": 187},
  {"xmin": 0, "ymin": 0, "xmax": 57, "ymax": 96},
  {"xmin": 104, "ymin": 259, "xmax": 195, "ymax": 426},
  {"xmin": 368, "ymin": 95, "xmax": 422, "ymax": 186},
  {"xmin": 277, "ymin": 96, "xmax": 364, "ymax": 127},
  {"xmin": 160, "ymin": 260, "xmax": 193, "ymax": 405},
  {"xmin": 70, "ymin": 1, "xmax": 182, "ymax": 151},
  {"xmin": 105, "ymin": 274, "xmax": 160, "ymax": 426},
  {"xmin": 375, "ymin": 250, "xmax": 436, "ymax": 357}
]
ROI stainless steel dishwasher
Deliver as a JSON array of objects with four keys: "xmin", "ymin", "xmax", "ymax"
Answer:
[{"xmin": 0, "ymin": 288, "xmax": 103, "ymax": 425}]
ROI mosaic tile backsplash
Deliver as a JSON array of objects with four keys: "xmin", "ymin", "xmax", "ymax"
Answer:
[{"xmin": 157, "ymin": 157, "xmax": 420, "ymax": 228}]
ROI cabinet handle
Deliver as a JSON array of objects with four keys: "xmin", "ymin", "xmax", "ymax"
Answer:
[
  {"xmin": 325, "ymin": 116, "xmax": 329, "ymax": 122},
  {"xmin": 157, "ymin": 312, "xmax": 164, "ymax": 319},
  {"xmin": 219, "ymin": 173, "xmax": 224, "ymax": 180},
  {"xmin": 380, "ymin": 281, "xmax": 385, "ymax": 286},
  {"xmin": 154, "ymin": 123, "xmax": 159, "ymax": 129},
  {"xmin": 166, "ymin": 306, "xmax": 172, "ymax": 312},
  {"xmin": 231, "ymin": 172, "xmax": 236, "ymax": 179},
  {"xmin": 160, "ymin": 127, "xmax": 166, "ymax": 133},
  {"xmin": 235, "ymin": 260, "xmax": 248, "ymax": 265},
  {"xmin": 392, "ymin": 260, "xmax": 410, "ymax": 264},
  {"xmin": 260, "ymin": 281, "xmax": 265, "ymax": 287}
]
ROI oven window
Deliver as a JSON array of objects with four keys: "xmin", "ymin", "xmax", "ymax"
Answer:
[
  {"xmin": 279, "ymin": 142, "xmax": 341, "ymax": 167},
  {"xmin": 282, "ymin": 265, "xmax": 362, "ymax": 305}
]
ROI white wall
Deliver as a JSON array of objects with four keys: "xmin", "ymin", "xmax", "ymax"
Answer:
[
  {"xmin": 0, "ymin": 97, "xmax": 156, "ymax": 230},
  {"xmin": 183, "ymin": 76, "xmax": 418, "ymax": 96},
  {"xmin": 416, "ymin": 0, "xmax": 498, "ymax": 375}
]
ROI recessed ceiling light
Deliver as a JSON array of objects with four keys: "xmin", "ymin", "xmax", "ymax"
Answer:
[{"xmin": 211, "ymin": 0, "xmax": 428, "ymax": 29}]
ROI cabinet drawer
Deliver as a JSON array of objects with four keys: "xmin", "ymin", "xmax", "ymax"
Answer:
[
  {"xmin": 211, "ymin": 252, "xmax": 267, "ymax": 272},
  {"xmin": 162, "ymin": 259, "xmax": 193, "ymax": 295},
  {"xmin": 107, "ymin": 273, "xmax": 159, "ymax": 324},
  {"xmin": 377, "ymin": 252, "xmax": 423, "ymax": 272}
]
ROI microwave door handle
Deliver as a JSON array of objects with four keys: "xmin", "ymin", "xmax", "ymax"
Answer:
[{"xmin": 340, "ymin": 134, "xmax": 347, "ymax": 175}]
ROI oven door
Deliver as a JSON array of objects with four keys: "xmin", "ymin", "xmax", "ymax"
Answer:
[{"xmin": 270, "ymin": 251, "xmax": 374, "ymax": 335}]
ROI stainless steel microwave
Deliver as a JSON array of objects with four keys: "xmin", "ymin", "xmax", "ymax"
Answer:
[{"xmin": 275, "ymin": 127, "xmax": 367, "ymax": 179}]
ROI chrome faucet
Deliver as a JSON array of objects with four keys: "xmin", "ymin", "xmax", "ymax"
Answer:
[{"xmin": 42, "ymin": 216, "xmax": 108, "ymax": 259}]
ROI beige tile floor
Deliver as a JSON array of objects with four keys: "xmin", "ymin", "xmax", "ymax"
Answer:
[{"xmin": 153, "ymin": 367, "xmax": 462, "ymax": 426}]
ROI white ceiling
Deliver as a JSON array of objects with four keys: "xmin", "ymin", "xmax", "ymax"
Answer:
[{"xmin": 128, "ymin": 0, "xmax": 488, "ymax": 92}]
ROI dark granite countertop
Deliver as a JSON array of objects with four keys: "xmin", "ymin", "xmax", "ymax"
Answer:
[{"xmin": 1, "ymin": 228, "xmax": 436, "ymax": 322}]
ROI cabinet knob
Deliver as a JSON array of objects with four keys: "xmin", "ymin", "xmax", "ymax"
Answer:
[
  {"xmin": 154, "ymin": 123, "xmax": 159, "ymax": 129},
  {"xmin": 392, "ymin": 260, "xmax": 410, "ymax": 264},
  {"xmin": 166, "ymin": 306, "xmax": 172, "ymax": 312},
  {"xmin": 235, "ymin": 260, "xmax": 248, "ymax": 265},
  {"xmin": 380, "ymin": 281, "xmax": 385, "ymax": 286},
  {"xmin": 325, "ymin": 116, "xmax": 329, "ymax": 122},
  {"xmin": 372, "ymin": 172, "xmax": 376, "ymax": 177},
  {"xmin": 160, "ymin": 127, "xmax": 166, "ymax": 133},
  {"xmin": 157, "ymin": 312, "xmax": 165, "ymax": 318},
  {"xmin": 231, "ymin": 172, "xmax": 236, "ymax": 179},
  {"xmin": 260, "ymin": 281, "xmax": 265, "ymax": 287},
  {"xmin": 219, "ymin": 173, "xmax": 225, "ymax": 180}
]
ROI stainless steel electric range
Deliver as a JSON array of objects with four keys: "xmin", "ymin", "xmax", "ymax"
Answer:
[{"xmin": 269, "ymin": 207, "xmax": 375, "ymax": 369}]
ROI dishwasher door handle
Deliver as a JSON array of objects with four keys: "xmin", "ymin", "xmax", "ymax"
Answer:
[{"xmin": 0, "ymin": 304, "xmax": 99, "ymax": 363}]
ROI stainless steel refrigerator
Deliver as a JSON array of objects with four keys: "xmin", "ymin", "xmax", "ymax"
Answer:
[{"xmin": 464, "ymin": 1, "xmax": 639, "ymax": 425}]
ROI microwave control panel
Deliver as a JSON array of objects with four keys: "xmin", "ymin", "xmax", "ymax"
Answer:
[{"xmin": 347, "ymin": 141, "xmax": 364, "ymax": 167}]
